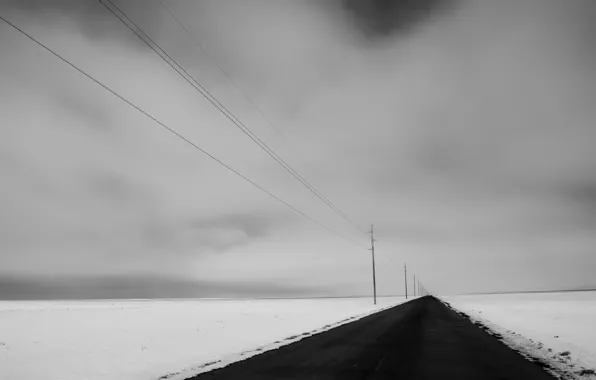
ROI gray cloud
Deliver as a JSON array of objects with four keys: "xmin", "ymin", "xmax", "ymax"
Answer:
[
  {"xmin": 54, "ymin": 91, "xmax": 113, "ymax": 133},
  {"xmin": 138, "ymin": 212, "xmax": 294, "ymax": 256},
  {"xmin": 190, "ymin": 213, "xmax": 289, "ymax": 240},
  {"xmin": 85, "ymin": 171, "xmax": 141, "ymax": 202},
  {"xmin": 1, "ymin": 0, "xmax": 596, "ymax": 296}
]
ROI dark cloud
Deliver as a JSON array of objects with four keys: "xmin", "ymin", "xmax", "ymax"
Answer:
[
  {"xmin": 0, "ymin": 275, "xmax": 323, "ymax": 300},
  {"xmin": 341, "ymin": 0, "xmax": 455, "ymax": 40},
  {"xmin": 555, "ymin": 181, "xmax": 596, "ymax": 229},
  {"xmin": 0, "ymin": 0, "xmax": 163, "ymax": 45},
  {"xmin": 564, "ymin": 181, "xmax": 596, "ymax": 206}
]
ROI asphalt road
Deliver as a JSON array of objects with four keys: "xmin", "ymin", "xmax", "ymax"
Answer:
[{"xmin": 188, "ymin": 296, "xmax": 556, "ymax": 380}]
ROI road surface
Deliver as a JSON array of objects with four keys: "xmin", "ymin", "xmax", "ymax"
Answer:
[{"xmin": 188, "ymin": 296, "xmax": 555, "ymax": 379}]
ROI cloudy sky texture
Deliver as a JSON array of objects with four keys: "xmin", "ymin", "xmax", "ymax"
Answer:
[{"xmin": 0, "ymin": 0, "xmax": 595, "ymax": 298}]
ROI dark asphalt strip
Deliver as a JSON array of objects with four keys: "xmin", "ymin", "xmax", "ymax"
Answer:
[{"xmin": 187, "ymin": 297, "xmax": 557, "ymax": 380}]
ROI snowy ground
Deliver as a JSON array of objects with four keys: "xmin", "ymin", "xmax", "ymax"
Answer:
[
  {"xmin": 444, "ymin": 291, "xmax": 596, "ymax": 378},
  {"xmin": 0, "ymin": 296, "xmax": 403, "ymax": 380}
]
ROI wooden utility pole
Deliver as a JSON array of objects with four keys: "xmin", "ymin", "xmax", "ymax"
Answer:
[
  {"xmin": 369, "ymin": 224, "xmax": 377, "ymax": 305},
  {"xmin": 404, "ymin": 263, "xmax": 408, "ymax": 299}
]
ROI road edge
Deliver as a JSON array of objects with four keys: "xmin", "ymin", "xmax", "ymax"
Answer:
[
  {"xmin": 435, "ymin": 297, "xmax": 583, "ymax": 380},
  {"xmin": 157, "ymin": 298, "xmax": 415, "ymax": 380}
]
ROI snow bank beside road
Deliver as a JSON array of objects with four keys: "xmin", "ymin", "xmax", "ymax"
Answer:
[
  {"xmin": 444, "ymin": 291, "xmax": 596, "ymax": 378},
  {"xmin": 0, "ymin": 297, "xmax": 402, "ymax": 380}
]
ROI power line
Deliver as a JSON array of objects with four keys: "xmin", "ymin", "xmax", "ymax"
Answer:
[
  {"xmin": 158, "ymin": 1, "xmax": 370, "ymax": 235},
  {"xmin": 101, "ymin": 0, "xmax": 366, "ymax": 235},
  {"xmin": 0, "ymin": 14, "xmax": 361, "ymax": 247},
  {"xmin": 99, "ymin": 0, "xmax": 368, "ymax": 236},
  {"xmin": 159, "ymin": 0, "xmax": 285, "ymax": 138},
  {"xmin": 158, "ymin": 1, "xmax": 352, "ymax": 226}
]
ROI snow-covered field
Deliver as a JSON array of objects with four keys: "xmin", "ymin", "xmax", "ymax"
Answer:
[
  {"xmin": 444, "ymin": 291, "xmax": 596, "ymax": 378},
  {"xmin": 0, "ymin": 296, "xmax": 403, "ymax": 380}
]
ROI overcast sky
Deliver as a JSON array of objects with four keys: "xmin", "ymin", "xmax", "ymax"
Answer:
[{"xmin": 1, "ymin": 0, "xmax": 595, "ymax": 298}]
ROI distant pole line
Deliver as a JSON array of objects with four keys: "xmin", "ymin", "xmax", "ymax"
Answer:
[
  {"xmin": 99, "ymin": 0, "xmax": 368, "ymax": 237},
  {"xmin": 0, "ymin": 14, "xmax": 360, "ymax": 247},
  {"xmin": 369, "ymin": 224, "xmax": 377, "ymax": 305}
]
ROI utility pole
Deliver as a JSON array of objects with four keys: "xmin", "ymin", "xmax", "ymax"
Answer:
[
  {"xmin": 369, "ymin": 224, "xmax": 377, "ymax": 305},
  {"xmin": 414, "ymin": 274, "xmax": 416, "ymax": 297},
  {"xmin": 404, "ymin": 263, "xmax": 408, "ymax": 299}
]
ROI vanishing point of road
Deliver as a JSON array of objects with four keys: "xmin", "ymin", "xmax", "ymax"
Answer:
[{"xmin": 188, "ymin": 296, "xmax": 555, "ymax": 379}]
